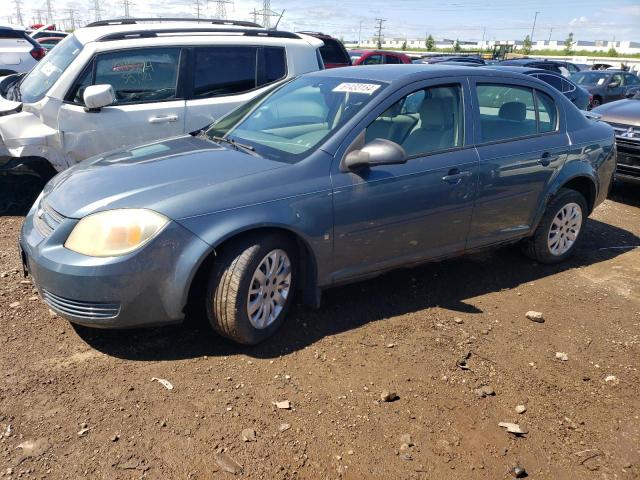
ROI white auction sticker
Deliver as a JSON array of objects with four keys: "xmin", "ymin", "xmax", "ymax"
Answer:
[
  {"xmin": 41, "ymin": 62, "xmax": 57, "ymax": 77},
  {"xmin": 332, "ymin": 83, "xmax": 381, "ymax": 95}
]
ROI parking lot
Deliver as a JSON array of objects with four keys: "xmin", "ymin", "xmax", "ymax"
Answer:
[{"xmin": 0, "ymin": 181, "xmax": 638, "ymax": 479}]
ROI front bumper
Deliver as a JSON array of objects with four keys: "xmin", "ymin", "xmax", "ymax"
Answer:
[{"xmin": 20, "ymin": 204, "xmax": 212, "ymax": 328}]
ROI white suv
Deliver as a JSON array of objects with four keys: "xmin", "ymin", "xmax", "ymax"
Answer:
[
  {"xmin": 0, "ymin": 25, "xmax": 46, "ymax": 75},
  {"xmin": 0, "ymin": 18, "xmax": 324, "ymax": 189}
]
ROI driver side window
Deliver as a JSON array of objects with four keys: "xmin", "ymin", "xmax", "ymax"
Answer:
[
  {"xmin": 68, "ymin": 48, "xmax": 182, "ymax": 105},
  {"xmin": 364, "ymin": 85, "xmax": 464, "ymax": 157}
]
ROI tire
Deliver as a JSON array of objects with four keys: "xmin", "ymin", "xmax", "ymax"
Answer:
[
  {"xmin": 206, "ymin": 233, "xmax": 296, "ymax": 345},
  {"xmin": 0, "ymin": 174, "xmax": 45, "ymax": 216},
  {"xmin": 522, "ymin": 188, "xmax": 588, "ymax": 264},
  {"xmin": 591, "ymin": 97, "xmax": 602, "ymax": 108}
]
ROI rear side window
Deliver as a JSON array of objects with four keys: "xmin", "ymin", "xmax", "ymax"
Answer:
[
  {"xmin": 192, "ymin": 46, "xmax": 286, "ymax": 99},
  {"xmin": 477, "ymin": 84, "xmax": 558, "ymax": 142},
  {"xmin": 363, "ymin": 54, "xmax": 383, "ymax": 65},
  {"xmin": 624, "ymin": 74, "xmax": 640, "ymax": 86},
  {"xmin": 537, "ymin": 91, "xmax": 558, "ymax": 133},
  {"xmin": 535, "ymin": 73, "xmax": 562, "ymax": 92},
  {"xmin": 477, "ymin": 84, "xmax": 537, "ymax": 142},
  {"xmin": 319, "ymin": 39, "xmax": 349, "ymax": 64},
  {"xmin": 385, "ymin": 55, "xmax": 401, "ymax": 64},
  {"xmin": 93, "ymin": 48, "xmax": 181, "ymax": 104}
]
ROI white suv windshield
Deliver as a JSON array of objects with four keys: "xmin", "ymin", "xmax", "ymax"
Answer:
[
  {"xmin": 209, "ymin": 76, "xmax": 386, "ymax": 163},
  {"xmin": 19, "ymin": 35, "xmax": 82, "ymax": 103}
]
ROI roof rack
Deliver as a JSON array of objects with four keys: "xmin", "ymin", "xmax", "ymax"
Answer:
[
  {"xmin": 96, "ymin": 27, "xmax": 302, "ymax": 42},
  {"xmin": 86, "ymin": 18, "xmax": 262, "ymax": 28},
  {"xmin": 296, "ymin": 31, "xmax": 326, "ymax": 36}
]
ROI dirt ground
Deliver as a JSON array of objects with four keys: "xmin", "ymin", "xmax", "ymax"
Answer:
[{"xmin": 1, "ymin": 183, "xmax": 639, "ymax": 480}]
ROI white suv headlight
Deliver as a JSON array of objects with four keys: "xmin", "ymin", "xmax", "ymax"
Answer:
[{"xmin": 65, "ymin": 209, "xmax": 169, "ymax": 257}]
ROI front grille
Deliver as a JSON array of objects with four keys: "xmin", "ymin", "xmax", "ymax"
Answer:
[
  {"xmin": 34, "ymin": 201, "xmax": 66, "ymax": 238},
  {"xmin": 607, "ymin": 122, "xmax": 640, "ymax": 140},
  {"xmin": 42, "ymin": 290, "xmax": 121, "ymax": 320}
]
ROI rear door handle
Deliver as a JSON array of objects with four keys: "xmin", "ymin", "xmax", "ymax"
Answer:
[
  {"xmin": 442, "ymin": 169, "xmax": 472, "ymax": 184},
  {"xmin": 149, "ymin": 114, "xmax": 179, "ymax": 124},
  {"xmin": 539, "ymin": 151, "xmax": 558, "ymax": 167}
]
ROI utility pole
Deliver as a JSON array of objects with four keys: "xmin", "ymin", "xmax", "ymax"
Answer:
[
  {"xmin": 91, "ymin": 0, "xmax": 102, "ymax": 22},
  {"xmin": 14, "ymin": 0, "xmax": 24, "ymax": 26},
  {"xmin": 122, "ymin": 0, "xmax": 132, "ymax": 19},
  {"xmin": 34, "ymin": 9, "xmax": 43, "ymax": 24},
  {"xmin": 214, "ymin": 0, "xmax": 232, "ymax": 20},
  {"xmin": 45, "ymin": 0, "xmax": 54, "ymax": 25},
  {"xmin": 194, "ymin": 0, "xmax": 202, "ymax": 19},
  {"xmin": 250, "ymin": 8, "xmax": 260, "ymax": 24},
  {"xmin": 262, "ymin": 0, "xmax": 271, "ymax": 29},
  {"xmin": 530, "ymin": 11, "xmax": 540, "ymax": 42},
  {"xmin": 358, "ymin": 20, "xmax": 363, "ymax": 46},
  {"xmin": 547, "ymin": 27, "xmax": 553, "ymax": 43},
  {"xmin": 481, "ymin": 26, "xmax": 486, "ymax": 50},
  {"xmin": 375, "ymin": 18, "xmax": 386, "ymax": 49},
  {"xmin": 66, "ymin": 8, "xmax": 77, "ymax": 30}
]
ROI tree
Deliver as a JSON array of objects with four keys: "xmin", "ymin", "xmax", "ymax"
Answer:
[
  {"xmin": 607, "ymin": 46, "xmax": 618, "ymax": 57},
  {"xmin": 425, "ymin": 34, "xmax": 435, "ymax": 51},
  {"xmin": 563, "ymin": 32, "xmax": 574, "ymax": 55},
  {"xmin": 401, "ymin": 40, "xmax": 407, "ymax": 51},
  {"xmin": 522, "ymin": 35, "xmax": 532, "ymax": 55},
  {"xmin": 453, "ymin": 39, "xmax": 461, "ymax": 52}
]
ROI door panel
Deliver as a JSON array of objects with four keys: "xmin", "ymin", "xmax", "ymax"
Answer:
[
  {"xmin": 58, "ymin": 100, "xmax": 186, "ymax": 164},
  {"xmin": 331, "ymin": 80, "xmax": 478, "ymax": 282},
  {"xmin": 467, "ymin": 79, "xmax": 568, "ymax": 248},
  {"xmin": 332, "ymin": 149, "xmax": 478, "ymax": 280}
]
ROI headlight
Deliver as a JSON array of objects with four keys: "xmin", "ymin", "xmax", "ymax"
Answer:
[{"xmin": 65, "ymin": 209, "xmax": 169, "ymax": 257}]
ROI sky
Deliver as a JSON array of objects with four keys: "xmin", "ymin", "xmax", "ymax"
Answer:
[{"xmin": 8, "ymin": 0, "xmax": 640, "ymax": 42}]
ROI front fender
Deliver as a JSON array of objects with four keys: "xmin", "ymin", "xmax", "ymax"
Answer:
[{"xmin": 176, "ymin": 190, "xmax": 334, "ymax": 287}]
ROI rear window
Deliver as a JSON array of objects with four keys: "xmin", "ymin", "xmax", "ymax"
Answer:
[
  {"xmin": 192, "ymin": 46, "xmax": 286, "ymax": 99},
  {"xmin": 319, "ymin": 39, "xmax": 349, "ymax": 65},
  {"xmin": 0, "ymin": 28, "xmax": 37, "ymax": 48}
]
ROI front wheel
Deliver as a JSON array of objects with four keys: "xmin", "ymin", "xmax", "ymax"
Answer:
[
  {"xmin": 522, "ymin": 189, "xmax": 587, "ymax": 264},
  {"xmin": 206, "ymin": 233, "xmax": 296, "ymax": 345}
]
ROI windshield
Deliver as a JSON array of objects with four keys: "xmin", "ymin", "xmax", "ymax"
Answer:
[
  {"xmin": 570, "ymin": 72, "xmax": 610, "ymax": 86},
  {"xmin": 206, "ymin": 76, "xmax": 386, "ymax": 163},
  {"xmin": 18, "ymin": 35, "xmax": 82, "ymax": 103}
]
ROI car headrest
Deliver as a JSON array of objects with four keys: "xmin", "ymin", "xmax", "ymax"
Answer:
[
  {"xmin": 499, "ymin": 101, "xmax": 526, "ymax": 122},
  {"xmin": 418, "ymin": 97, "xmax": 447, "ymax": 127}
]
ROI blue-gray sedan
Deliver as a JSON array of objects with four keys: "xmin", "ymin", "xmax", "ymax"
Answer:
[{"xmin": 21, "ymin": 65, "xmax": 617, "ymax": 344}]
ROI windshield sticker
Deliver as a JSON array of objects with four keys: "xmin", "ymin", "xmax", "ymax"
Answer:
[
  {"xmin": 332, "ymin": 83, "xmax": 381, "ymax": 95},
  {"xmin": 597, "ymin": 78, "xmax": 605, "ymax": 85},
  {"xmin": 41, "ymin": 62, "xmax": 57, "ymax": 77}
]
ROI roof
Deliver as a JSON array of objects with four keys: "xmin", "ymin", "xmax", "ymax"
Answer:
[
  {"xmin": 348, "ymin": 49, "xmax": 409, "ymax": 55},
  {"xmin": 0, "ymin": 25, "xmax": 26, "ymax": 32},
  {"xmin": 487, "ymin": 65, "xmax": 562, "ymax": 75},
  {"xmin": 304, "ymin": 64, "xmax": 527, "ymax": 84},
  {"xmin": 72, "ymin": 21, "xmax": 316, "ymax": 45}
]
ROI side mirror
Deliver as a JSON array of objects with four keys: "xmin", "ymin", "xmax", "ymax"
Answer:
[
  {"xmin": 83, "ymin": 84, "xmax": 116, "ymax": 112},
  {"xmin": 607, "ymin": 81, "xmax": 620, "ymax": 89},
  {"xmin": 343, "ymin": 138, "xmax": 408, "ymax": 171}
]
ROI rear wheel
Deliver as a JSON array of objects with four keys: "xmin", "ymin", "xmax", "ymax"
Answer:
[
  {"xmin": 0, "ymin": 174, "xmax": 44, "ymax": 215},
  {"xmin": 522, "ymin": 189, "xmax": 587, "ymax": 264},
  {"xmin": 206, "ymin": 233, "xmax": 296, "ymax": 344},
  {"xmin": 591, "ymin": 96, "xmax": 602, "ymax": 108}
]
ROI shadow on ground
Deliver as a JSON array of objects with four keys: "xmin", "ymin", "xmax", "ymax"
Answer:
[
  {"xmin": 74, "ymin": 216, "xmax": 639, "ymax": 361},
  {"xmin": 610, "ymin": 180, "xmax": 640, "ymax": 208}
]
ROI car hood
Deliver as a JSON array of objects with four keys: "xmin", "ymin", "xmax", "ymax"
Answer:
[
  {"xmin": 593, "ymin": 99, "xmax": 640, "ymax": 127},
  {"xmin": 43, "ymin": 135, "xmax": 287, "ymax": 220}
]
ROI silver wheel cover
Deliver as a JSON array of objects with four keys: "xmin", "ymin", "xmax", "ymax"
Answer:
[
  {"xmin": 247, "ymin": 249, "xmax": 292, "ymax": 329},
  {"xmin": 547, "ymin": 202, "xmax": 583, "ymax": 256}
]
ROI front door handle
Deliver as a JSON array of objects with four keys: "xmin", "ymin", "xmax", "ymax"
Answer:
[
  {"xmin": 539, "ymin": 151, "xmax": 558, "ymax": 167},
  {"xmin": 442, "ymin": 169, "xmax": 472, "ymax": 184},
  {"xmin": 149, "ymin": 114, "xmax": 179, "ymax": 124}
]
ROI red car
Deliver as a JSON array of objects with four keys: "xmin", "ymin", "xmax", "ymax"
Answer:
[
  {"xmin": 297, "ymin": 31, "xmax": 351, "ymax": 69},
  {"xmin": 348, "ymin": 49, "xmax": 412, "ymax": 66}
]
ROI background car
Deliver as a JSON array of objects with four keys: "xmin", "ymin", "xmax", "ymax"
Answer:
[
  {"xmin": 36, "ymin": 36, "xmax": 63, "ymax": 51},
  {"xmin": 21, "ymin": 65, "xmax": 616, "ymax": 345},
  {"xmin": 570, "ymin": 70, "xmax": 640, "ymax": 107},
  {"xmin": 348, "ymin": 49, "xmax": 412, "ymax": 65},
  {"xmin": 488, "ymin": 65, "xmax": 592, "ymax": 110},
  {"xmin": 0, "ymin": 18, "xmax": 325, "ymax": 212},
  {"xmin": 592, "ymin": 94, "xmax": 640, "ymax": 183},
  {"xmin": 414, "ymin": 55, "xmax": 485, "ymax": 65},
  {"xmin": 498, "ymin": 58, "xmax": 582, "ymax": 76},
  {"xmin": 30, "ymin": 30, "xmax": 68, "ymax": 40},
  {"xmin": 297, "ymin": 31, "xmax": 351, "ymax": 68},
  {"xmin": 0, "ymin": 26, "xmax": 46, "ymax": 75}
]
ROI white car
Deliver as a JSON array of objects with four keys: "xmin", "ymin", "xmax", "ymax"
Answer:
[
  {"xmin": 0, "ymin": 18, "xmax": 324, "ymax": 195},
  {"xmin": 0, "ymin": 25, "xmax": 46, "ymax": 75}
]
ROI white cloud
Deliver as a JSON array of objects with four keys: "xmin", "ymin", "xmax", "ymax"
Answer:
[{"xmin": 569, "ymin": 16, "xmax": 589, "ymax": 26}]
